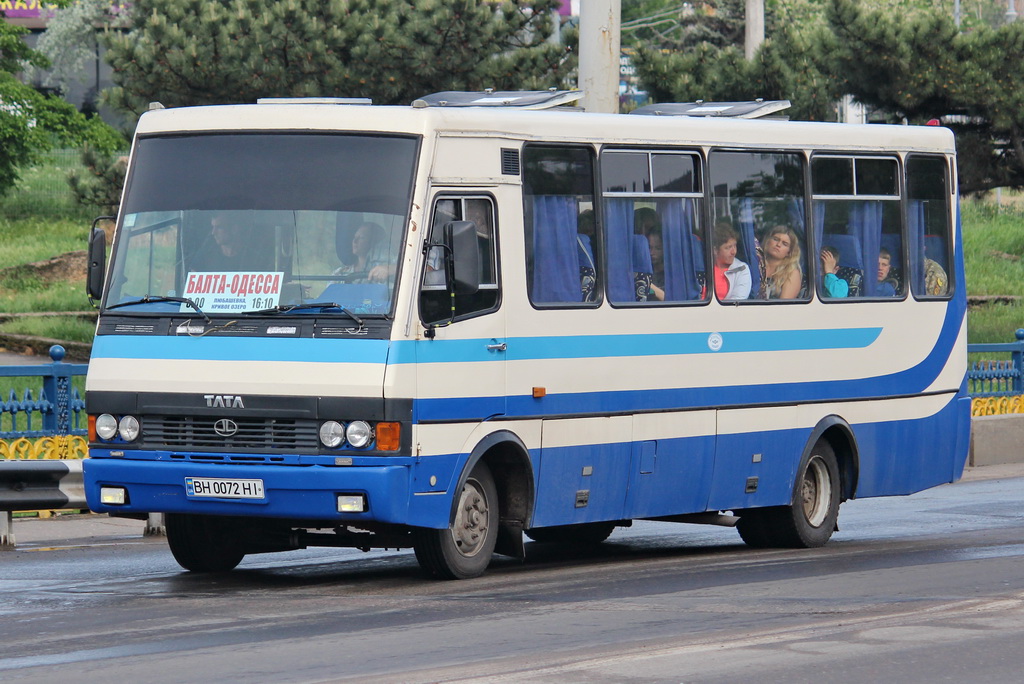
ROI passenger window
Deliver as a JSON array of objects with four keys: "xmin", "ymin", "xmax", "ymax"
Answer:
[
  {"xmin": 811, "ymin": 156, "xmax": 902, "ymax": 299},
  {"xmin": 709, "ymin": 151, "xmax": 808, "ymax": 301},
  {"xmin": 419, "ymin": 196, "xmax": 499, "ymax": 324},
  {"xmin": 523, "ymin": 145, "xmax": 600, "ymax": 307},
  {"xmin": 906, "ymin": 156, "xmax": 952, "ymax": 298},
  {"xmin": 601, "ymin": 149, "xmax": 704, "ymax": 305}
]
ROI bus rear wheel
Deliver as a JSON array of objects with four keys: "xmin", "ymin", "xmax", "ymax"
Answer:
[
  {"xmin": 414, "ymin": 461, "xmax": 499, "ymax": 580},
  {"xmin": 525, "ymin": 522, "xmax": 616, "ymax": 545},
  {"xmin": 166, "ymin": 513, "xmax": 246, "ymax": 572},
  {"xmin": 737, "ymin": 440, "xmax": 841, "ymax": 549}
]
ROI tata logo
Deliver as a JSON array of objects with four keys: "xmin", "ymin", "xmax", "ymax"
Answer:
[
  {"xmin": 213, "ymin": 419, "xmax": 239, "ymax": 437},
  {"xmin": 204, "ymin": 394, "xmax": 245, "ymax": 409}
]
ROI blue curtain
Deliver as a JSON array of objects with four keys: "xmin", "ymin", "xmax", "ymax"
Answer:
[
  {"xmin": 788, "ymin": 197, "xmax": 805, "ymax": 234},
  {"xmin": 907, "ymin": 199, "xmax": 926, "ymax": 294},
  {"xmin": 812, "ymin": 200, "xmax": 826, "ymax": 252},
  {"xmin": 846, "ymin": 201, "xmax": 883, "ymax": 296},
  {"xmin": 658, "ymin": 198, "xmax": 700, "ymax": 301},
  {"xmin": 736, "ymin": 198, "xmax": 759, "ymax": 298},
  {"xmin": 531, "ymin": 195, "xmax": 581, "ymax": 303},
  {"xmin": 605, "ymin": 198, "xmax": 636, "ymax": 302}
]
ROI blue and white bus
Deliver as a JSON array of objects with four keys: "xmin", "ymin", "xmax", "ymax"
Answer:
[{"xmin": 83, "ymin": 92, "xmax": 969, "ymax": 579}]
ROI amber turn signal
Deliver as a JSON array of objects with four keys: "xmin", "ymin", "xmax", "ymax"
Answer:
[{"xmin": 375, "ymin": 422, "xmax": 400, "ymax": 451}]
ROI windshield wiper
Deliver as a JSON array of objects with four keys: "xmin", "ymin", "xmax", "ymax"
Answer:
[
  {"xmin": 105, "ymin": 295, "xmax": 211, "ymax": 323},
  {"xmin": 246, "ymin": 301, "xmax": 364, "ymax": 327}
]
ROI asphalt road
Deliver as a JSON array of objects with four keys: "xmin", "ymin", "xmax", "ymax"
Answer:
[{"xmin": 2, "ymin": 467, "xmax": 1023, "ymax": 683}]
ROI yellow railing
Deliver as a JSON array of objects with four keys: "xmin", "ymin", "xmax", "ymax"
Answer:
[
  {"xmin": 971, "ymin": 395, "xmax": 1024, "ymax": 417},
  {"xmin": 0, "ymin": 436, "xmax": 89, "ymax": 460}
]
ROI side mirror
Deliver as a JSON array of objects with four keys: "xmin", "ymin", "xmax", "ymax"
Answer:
[
  {"xmin": 87, "ymin": 216, "xmax": 113, "ymax": 302},
  {"xmin": 444, "ymin": 220, "xmax": 481, "ymax": 295}
]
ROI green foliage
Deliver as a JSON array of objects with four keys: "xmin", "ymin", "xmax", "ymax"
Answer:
[
  {"xmin": 102, "ymin": 0, "xmax": 573, "ymax": 114},
  {"xmin": 1, "ymin": 9, "xmax": 125, "ymax": 199},
  {"xmin": 0, "ymin": 17, "xmax": 48, "ymax": 75},
  {"xmin": 67, "ymin": 147, "xmax": 128, "ymax": 214},
  {"xmin": 34, "ymin": 0, "xmax": 116, "ymax": 94}
]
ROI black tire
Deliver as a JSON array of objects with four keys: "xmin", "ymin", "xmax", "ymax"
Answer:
[
  {"xmin": 736, "ymin": 440, "xmax": 841, "ymax": 549},
  {"xmin": 525, "ymin": 522, "xmax": 617, "ymax": 545},
  {"xmin": 414, "ymin": 461, "xmax": 499, "ymax": 580},
  {"xmin": 165, "ymin": 513, "xmax": 246, "ymax": 572}
]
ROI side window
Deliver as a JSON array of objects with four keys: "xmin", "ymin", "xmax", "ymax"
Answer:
[
  {"xmin": 419, "ymin": 195, "xmax": 499, "ymax": 324},
  {"xmin": 906, "ymin": 156, "xmax": 952, "ymax": 298},
  {"xmin": 811, "ymin": 156, "xmax": 902, "ymax": 299},
  {"xmin": 709, "ymin": 151, "xmax": 808, "ymax": 301},
  {"xmin": 601, "ymin": 149, "xmax": 705, "ymax": 305},
  {"xmin": 523, "ymin": 145, "xmax": 599, "ymax": 307},
  {"xmin": 117, "ymin": 213, "xmax": 181, "ymax": 301}
]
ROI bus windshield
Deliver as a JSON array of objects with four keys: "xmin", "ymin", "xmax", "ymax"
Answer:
[{"xmin": 105, "ymin": 133, "xmax": 419, "ymax": 316}]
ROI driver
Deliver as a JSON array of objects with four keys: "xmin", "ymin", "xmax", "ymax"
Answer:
[{"xmin": 334, "ymin": 222, "xmax": 390, "ymax": 283}]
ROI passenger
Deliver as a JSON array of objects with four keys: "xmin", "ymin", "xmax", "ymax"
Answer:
[
  {"xmin": 758, "ymin": 225, "xmax": 802, "ymax": 299},
  {"xmin": 924, "ymin": 254, "xmax": 948, "ymax": 296},
  {"xmin": 876, "ymin": 248, "xmax": 899, "ymax": 296},
  {"xmin": 632, "ymin": 208, "xmax": 660, "ymax": 302},
  {"xmin": 711, "ymin": 223, "xmax": 751, "ymax": 301},
  {"xmin": 194, "ymin": 211, "xmax": 271, "ymax": 272},
  {"xmin": 820, "ymin": 245, "xmax": 849, "ymax": 298},
  {"xmin": 634, "ymin": 206, "xmax": 660, "ymax": 236}
]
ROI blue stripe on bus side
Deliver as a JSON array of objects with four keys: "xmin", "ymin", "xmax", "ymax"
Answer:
[
  {"xmin": 91, "ymin": 335, "xmax": 392, "ymax": 363},
  {"xmin": 91, "ymin": 326, "xmax": 881, "ymax": 364},
  {"xmin": 395, "ymin": 327, "xmax": 883, "ymax": 364}
]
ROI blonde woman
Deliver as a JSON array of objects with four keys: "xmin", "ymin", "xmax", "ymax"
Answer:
[{"xmin": 758, "ymin": 226, "xmax": 802, "ymax": 299}]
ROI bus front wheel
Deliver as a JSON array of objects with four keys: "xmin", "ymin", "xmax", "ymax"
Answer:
[
  {"xmin": 166, "ymin": 513, "xmax": 246, "ymax": 572},
  {"xmin": 737, "ymin": 440, "xmax": 841, "ymax": 549},
  {"xmin": 414, "ymin": 461, "xmax": 499, "ymax": 580}
]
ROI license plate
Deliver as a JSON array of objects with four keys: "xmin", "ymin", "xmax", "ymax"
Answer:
[{"xmin": 184, "ymin": 477, "xmax": 265, "ymax": 499}]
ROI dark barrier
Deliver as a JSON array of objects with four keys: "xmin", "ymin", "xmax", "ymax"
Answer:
[{"xmin": 0, "ymin": 459, "xmax": 85, "ymax": 548}]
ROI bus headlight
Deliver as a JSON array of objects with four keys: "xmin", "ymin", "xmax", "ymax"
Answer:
[
  {"xmin": 118, "ymin": 415, "xmax": 141, "ymax": 442},
  {"xmin": 346, "ymin": 421, "xmax": 373, "ymax": 448},
  {"xmin": 319, "ymin": 421, "xmax": 345, "ymax": 448},
  {"xmin": 95, "ymin": 414, "xmax": 118, "ymax": 440}
]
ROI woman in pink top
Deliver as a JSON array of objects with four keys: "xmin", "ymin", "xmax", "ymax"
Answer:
[{"xmin": 712, "ymin": 223, "xmax": 751, "ymax": 301}]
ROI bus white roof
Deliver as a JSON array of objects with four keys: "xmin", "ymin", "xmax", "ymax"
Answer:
[{"xmin": 134, "ymin": 102, "xmax": 956, "ymax": 155}]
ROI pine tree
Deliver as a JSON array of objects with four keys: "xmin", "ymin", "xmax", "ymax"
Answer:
[{"xmin": 102, "ymin": 0, "xmax": 573, "ymax": 114}]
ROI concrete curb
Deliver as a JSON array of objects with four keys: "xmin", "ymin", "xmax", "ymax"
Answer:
[{"xmin": 970, "ymin": 414, "xmax": 1024, "ymax": 467}]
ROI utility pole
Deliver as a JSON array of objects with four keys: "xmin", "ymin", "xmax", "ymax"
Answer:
[
  {"xmin": 745, "ymin": 0, "xmax": 765, "ymax": 60},
  {"xmin": 579, "ymin": 0, "xmax": 621, "ymax": 113}
]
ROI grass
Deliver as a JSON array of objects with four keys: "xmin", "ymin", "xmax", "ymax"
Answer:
[
  {"xmin": 0, "ymin": 149, "xmax": 94, "ymax": 221},
  {"xmin": 1, "ymin": 316, "xmax": 96, "ymax": 344},
  {"xmin": 961, "ymin": 198, "xmax": 1024, "ymax": 345}
]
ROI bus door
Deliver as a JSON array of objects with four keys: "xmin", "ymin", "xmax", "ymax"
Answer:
[{"xmin": 416, "ymin": 193, "xmax": 505, "ymax": 421}]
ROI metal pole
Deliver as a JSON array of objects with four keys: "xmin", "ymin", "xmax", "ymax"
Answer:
[
  {"xmin": 1008, "ymin": 0, "xmax": 1018, "ymax": 23},
  {"xmin": 745, "ymin": 0, "xmax": 765, "ymax": 60},
  {"xmin": 579, "ymin": 0, "xmax": 621, "ymax": 113},
  {"xmin": 954, "ymin": 0, "xmax": 961, "ymax": 27}
]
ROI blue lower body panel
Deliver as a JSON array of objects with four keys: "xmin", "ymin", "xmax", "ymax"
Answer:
[{"xmin": 85, "ymin": 458, "xmax": 420, "ymax": 524}]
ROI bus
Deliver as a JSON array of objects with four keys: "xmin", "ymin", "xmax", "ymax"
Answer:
[{"xmin": 83, "ymin": 92, "xmax": 970, "ymax": 579}]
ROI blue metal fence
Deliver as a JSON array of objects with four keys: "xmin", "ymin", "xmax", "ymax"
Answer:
[
  {"xmin": 0, "ymin": 346, "xmax": 88, "ymax": 439},
  {"xmin": 967, "ymin": 329, "xmax": 1024, "ymax": 398}
]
